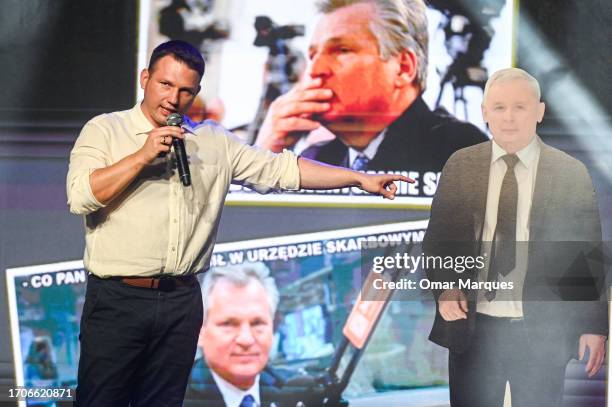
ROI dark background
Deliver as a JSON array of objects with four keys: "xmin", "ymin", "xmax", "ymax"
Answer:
[{"xmin": 1, "ymin": 0, "xmax": 611, "ymax": 404}]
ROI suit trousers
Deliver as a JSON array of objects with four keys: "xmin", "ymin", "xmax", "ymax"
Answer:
[
  {"xmin": 448, "ymin": 313, "xmax": 567, "ymax": 407},
  {"xmin": 75, "ymin": 274, "xmax": 203, "ymax": 407}
]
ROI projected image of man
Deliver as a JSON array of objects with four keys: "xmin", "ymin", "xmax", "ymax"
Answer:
[
  {"xmin": 424, "ymin": 68, "xmax": 607, "ymax": 406},
  {"xmin": 255, "ymin": 0, "xmax": 488, "ymax": 197},
  {"xmin": 185, "ymin": 265, "xmax": 280, "ymax": 407}
]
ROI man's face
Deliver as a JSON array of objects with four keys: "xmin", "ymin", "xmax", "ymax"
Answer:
[
  {"xmin": 140, "ymin": 55, "xmax": 201, "ymax": 127},
  {"xmin": 482, "ymin": 78, "xmax": 545, "ymax": 152},
  {"xmin": 308, "ymin": 3, "xmax": 402, "ymax": 125},
  {"xmin": 200, "ymin": 279, "xmax": 273, "ymax": 390}
]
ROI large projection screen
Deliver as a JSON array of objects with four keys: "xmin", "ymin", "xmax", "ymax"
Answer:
[{"xmin": 137, "ymin": 0, "xmax": 515, "ymax": 207}]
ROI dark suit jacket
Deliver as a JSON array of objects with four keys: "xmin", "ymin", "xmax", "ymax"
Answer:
[
  {"xmin": 301, "ymin": 97, "xmax": 488, "ymax": 197},
  {"xmin": 183, "ymin": 358, "xmax": 315, "ymax": 407},
  {"xmin": 424, "ymin": 139, "xmax": 607, "ymax": 365}
]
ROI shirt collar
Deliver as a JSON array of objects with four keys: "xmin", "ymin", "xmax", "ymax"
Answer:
[
  {"xmin": 131, "ymin": 102, "xmax": 155, "ymax": 135},
  {"xmin": 491, "ymin": 135, "xmax": 540, "ymax": 169},
  {"xmin": 348, "ymin": 130, "xmax": 386, "ymax": 166},
  {"xmin": 211, "ymin": 370, "xmax": 260, "ymax": 407},
  {"xmin": 131, "ymin": 102, "xmax": 196, "ymax": 137}
]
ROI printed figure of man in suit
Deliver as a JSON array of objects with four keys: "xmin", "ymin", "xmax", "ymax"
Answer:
[
  {"xmin": 424, "ymin": 67, "xmax": 607, "ymax": 406},
  {"xmin": 184, "ymin": 264, "xmax": 285, "ymax": 407},
  {"xmin": 255, "ymin": 0, "xmax": 487, "ymax": 198}
]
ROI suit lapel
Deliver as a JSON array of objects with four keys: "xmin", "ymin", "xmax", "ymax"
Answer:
[
  {"xmin": 529, "ymin": 138, "xmax": 553, "ymax": 241},
  {"xmin": 470, "ymin": 142, "xmax": 492, "ymax": 243},
  {"xmin": 322, "ymin": 138, "xmax": 350, "ymax": 167}
]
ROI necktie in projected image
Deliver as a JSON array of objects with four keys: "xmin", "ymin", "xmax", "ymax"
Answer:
[
  {"xmin": 351, "ymin": 154, "xmax": 369, "ymax": 171},
  {"xmin": 239, "ymin": 394, "xmax": 256, "ymax": 407},
  {"xmin": 486, "ymin": 153, "xmax": 519, "ymax": 301}
]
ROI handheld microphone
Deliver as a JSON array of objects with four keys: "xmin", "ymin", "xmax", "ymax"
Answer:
[{"xmin": 166, "ymin": 113, "xmax": 191, "ymax": 187}]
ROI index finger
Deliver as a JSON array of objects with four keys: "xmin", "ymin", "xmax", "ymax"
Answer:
[
  {"xmin": 447, "ymin": 303, "xmax": 467, "ymax": 320},
  {"xmin": 302, "ymin": 77, "xmax": 324, "ymax": 90},
  {"xmin": 150, "ymin": 126, "xmax": 185, "ymax": 133},
  {"xmin": 587, "ymin": 358, "xmax": 602, "ymax": 377},
  {"xmin": 586, "ymin": 346, "xmax": 604, "ymax": 376},
  {"xmin": 150, "ymin": 126, "xmax": 185, "ymax": 138},
  {"xmin": 585, "ymin": 351, "xmax": 597, "ymax": 376},
  {"xmin": 452, "ymin": 302, "xmax": 468, "ymax": 319},
  {"xmin": 392, "ymin": 175, "xmax": 415, "ymax": 184}
]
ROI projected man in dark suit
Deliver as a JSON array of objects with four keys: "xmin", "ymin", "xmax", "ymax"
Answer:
[
  {"xmin": 184, "ymin": 264, "xmax": 283, "ymax": 407},
  {"xmin": 255, "ymin": 0, "xmax": 487, "ymax": 197},
  {"xmin": 424, "ymin": 68, "xmax": 607, "ymax": 406}
]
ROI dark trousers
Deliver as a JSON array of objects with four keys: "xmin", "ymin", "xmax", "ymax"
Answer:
[
  {"xmin": 75, "ymin": 274, "xmax": 203, "ymax": 407},
  {"xmin": 449, "ymin": 313, "xmax": 567, "ymax": 407}
]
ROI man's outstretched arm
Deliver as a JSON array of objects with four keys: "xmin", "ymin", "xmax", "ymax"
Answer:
[{"xmin": 297, "ymin": 157, "xmax": 413, "ymax": 200}]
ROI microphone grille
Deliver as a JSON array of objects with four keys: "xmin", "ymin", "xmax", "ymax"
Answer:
[{"xmin": 166, "ymin": 113, "xmax": 183, "ymax": 126}]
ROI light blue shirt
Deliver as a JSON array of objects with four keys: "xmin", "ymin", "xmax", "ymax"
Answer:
[
  {"xmin": 211, "ymin": 370, "xmax": 261, "ymax": 407},
  {"xmin": 347, "ymin": 130, "xmax": 386, "ymax": 168}
]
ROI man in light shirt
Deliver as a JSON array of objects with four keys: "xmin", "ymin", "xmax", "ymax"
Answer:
[
  {"xmin": 185, "ymin": 265, "xmax": 283, "ymax": 407},
  {"xmin": 67, "ymin": 40, "xmax": 410, "ymax": 407},
  {"xmin": 424, "ymin": 68, "xmax": 607, "ymax": 406}
]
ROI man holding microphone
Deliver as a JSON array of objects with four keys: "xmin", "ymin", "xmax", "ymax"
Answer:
[{"xmin": 67, "ymin": 40, "xmax": 410, "ymax": 406}]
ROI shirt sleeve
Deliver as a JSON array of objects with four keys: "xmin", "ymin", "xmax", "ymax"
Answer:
[
  {"xmin": 66, "ymin": 121, "xmax": 109, "ymax": 215},
  {"xmin": 222, "ymin": 128, "xmax": 300, "ymax": 193}
]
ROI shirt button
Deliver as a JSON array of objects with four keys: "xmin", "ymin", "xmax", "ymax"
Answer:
[
  {"xmin": 171, "ymin": 247, "xmax": 176, "ymax": 252},
  {"xmin": 173, "ymin": 218, "xmax": 178, "ymax": 224}
]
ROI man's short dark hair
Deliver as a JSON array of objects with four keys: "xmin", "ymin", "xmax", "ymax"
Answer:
[{"xmin": 148, "ymin": 40, "xmax": 205, "ymax": 78}]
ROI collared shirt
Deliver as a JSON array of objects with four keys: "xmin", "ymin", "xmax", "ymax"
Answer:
[
  {"xmin": 477, "ymin": 136, "xmax": 540, "ymax": 317},
  {"xmin": 347, "ymin": 130, "xmax": 386, "ymax": 168},
  {"xmin": 211, "ymin": 370, "xmax": 261, "ymax": 407},
  {"xmin": 67, "ymin": 103, "xmax": 300, "ymax": 278}
]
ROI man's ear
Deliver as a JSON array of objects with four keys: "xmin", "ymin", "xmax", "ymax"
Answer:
[
  {"xmin": 481, "ymin": 104, "xmax": 489, "ymax": 124},
  {"xmin": 537, "ymin": 102, "xmax": 545, "ymax": 123},
  {"xmin": 140, "ymin": 68, "xmax": 150, "ymax": 90},
  {"xmin": 395, "ymin": 50, "xmax": 418, "ymax": 88},
  {"xmin": 197, "ymin": 325, "xmax": 207, "ymax": 348}
]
